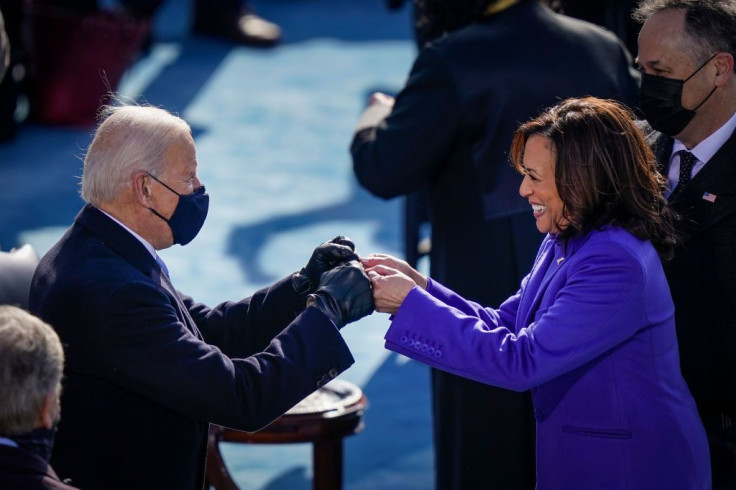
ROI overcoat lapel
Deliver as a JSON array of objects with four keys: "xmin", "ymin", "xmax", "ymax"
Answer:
[
  {"xmin": 75, "ymin": 204, "xmax": 204, "ymax": 340},
  {"xmin": 156, "ymin": 271, "xmax": 206, "ymax": 341}
]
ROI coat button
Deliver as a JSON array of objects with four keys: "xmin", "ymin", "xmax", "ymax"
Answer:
[
  {"xmin": 400, "ymin": 335, "xmax": 408, "ymax": 344},
  {"xmin": 317, "ymin": 374, "xmax": 331, "ymax": 388},
  {"xmin": 329, "ymin": 368, "xmax": 338, "ymax": 378},
  {"xmin": 434, "ymin": 350, "xmax": 442, "ymax": 358}
]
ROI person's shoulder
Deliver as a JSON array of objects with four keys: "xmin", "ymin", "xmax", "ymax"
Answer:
[
  {"xmin": 0, "ymin": 445, "xmax": 78, "ymax": 489},
  {"xmin": 587, "ymin": 226, "xmax": 657, "ymax": 262},
  {"xmin": 36, "ymin": 233, "xmax": 154, "ymax": 305},
  {"xmin": 551, "ymin": 9, "xmax": 620, "ymax": 43},
  {"xmin": 635, "ymin": 119, "xmax": 672, "ymax": 152}
]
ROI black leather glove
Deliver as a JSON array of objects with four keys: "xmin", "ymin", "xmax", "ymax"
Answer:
[
  {"xmin": 292, "ymin": 236, "xmax": 358, "ymax": 295},
  {"xmin": 307, "ymin": 260, "xmax": 374, "ymax": 328}
]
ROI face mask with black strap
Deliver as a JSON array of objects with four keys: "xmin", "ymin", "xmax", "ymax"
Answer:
[{"xmin": 147, "ymin": 173, "xmax": 209, "ymax": 245}]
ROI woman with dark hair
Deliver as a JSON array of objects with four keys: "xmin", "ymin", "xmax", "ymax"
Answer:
[{"xmin": 363, "ymin": 97, "xmax": 711, "ymax": 488}]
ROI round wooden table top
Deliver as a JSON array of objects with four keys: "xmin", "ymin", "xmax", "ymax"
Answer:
[{"xmin": 218, "ymin": 379, "xmax": 368, "ymax": 445}]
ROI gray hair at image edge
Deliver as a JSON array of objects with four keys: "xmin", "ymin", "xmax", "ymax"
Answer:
[
  {"xmin": 0, "ymin": 10, "xmax": 9, "ymax": 83},
  {"xmin": 0, "ymin": 306, "xmax": 64, "ymax": 436},
  {"xmin": 80, "ymin": 104, "xmax": 193, "ymax": 205},
  {"xmin": 633, "ymin": 0, "xmax": 736, "ymax": 67}
]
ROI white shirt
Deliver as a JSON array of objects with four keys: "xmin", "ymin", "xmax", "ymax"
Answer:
[{"xmin": 667, "ymin": 110, "xmax": 736, "ymax": 196}]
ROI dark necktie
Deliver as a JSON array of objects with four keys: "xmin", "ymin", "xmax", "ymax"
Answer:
[{"xmin": 669, "ymin": 151, "xmax": 697, "ymax": 200}]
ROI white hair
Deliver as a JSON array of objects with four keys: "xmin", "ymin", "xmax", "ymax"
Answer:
[
  {"xmin": 0, "ymin": 306, "xmax": 64, "ymax": 436},
  {"xmin": 80, "ymin": 104, "xmax": 192, "ymax": 205},
  {"xmin": 0, "ymin": 10, "xmax": 9, "ymax": 83}
]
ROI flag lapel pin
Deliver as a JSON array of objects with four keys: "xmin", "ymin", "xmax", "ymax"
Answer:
[{"xmin": 702, "ymin": 192, "xmax": 717, "ymax": 203}]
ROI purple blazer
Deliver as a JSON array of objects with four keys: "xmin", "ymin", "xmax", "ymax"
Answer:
[{"xmin": 385, "ymin": 226, "xmax": 710, "ymax": 489}]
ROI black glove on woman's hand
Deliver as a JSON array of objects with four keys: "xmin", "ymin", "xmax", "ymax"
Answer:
[
  {"xmin": 292, "ymin": 236, "xmax": 358, "ymax": 295},
  {"xmin": 307, "ymin": 260, "xmax": 374, "ymax": 328}
]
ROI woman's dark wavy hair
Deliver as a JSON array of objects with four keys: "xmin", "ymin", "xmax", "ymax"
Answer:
[{"xmin": 510, "ymin": 97, "xmax": 677, "ymax": 260}]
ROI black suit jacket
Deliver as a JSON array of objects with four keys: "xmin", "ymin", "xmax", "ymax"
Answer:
[
  {"xmin": 351, "ymin": 2, "xmax": 639, "ymax": 488},
  {"xmin": 644, "ymin": 125, "xmax": 736, "ymax": 414},
  {"xmin": 0, "ymin": 444, "xmax": 78, "ymax": 490},
  {"xmin": 29, "ymin": 205, "xmax": 354, "ymax": 490}
]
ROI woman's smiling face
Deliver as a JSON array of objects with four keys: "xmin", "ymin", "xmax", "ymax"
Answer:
[{"xmin": 518, "ymin": 134, "xmax": 567, "ymax": 234}]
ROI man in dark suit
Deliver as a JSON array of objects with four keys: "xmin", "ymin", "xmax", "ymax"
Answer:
[
  {"xmin": 29, "ymin": 104, "xmax": 374, "ymax": 490},
  {"xmin": 0, "ymin": 305, "xmax": 78, "ymax": 490},
  {"xmin": 350, "ymin": 0, "xmax": 640, "ymax": 487},
  {"xmin": 634, "ymin": 1, "xmax": 736, "ymax": 488}
]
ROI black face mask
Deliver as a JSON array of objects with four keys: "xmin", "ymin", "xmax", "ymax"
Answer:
[
  {"xmin": 640, "ymin": 53, "xmax": 718, "ymax": 136},
  {"xmin": 14, "ymin": 425, "xmax": 58, "ymax": 462},
  {"xmin": 147, "ymin": 173, "xmax": 209, "ymax": 245}
]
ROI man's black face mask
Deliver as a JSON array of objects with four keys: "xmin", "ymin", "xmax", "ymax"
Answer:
[{"xmin": 640, "ymin": 53, "xmax": 718, "ymax": 136}]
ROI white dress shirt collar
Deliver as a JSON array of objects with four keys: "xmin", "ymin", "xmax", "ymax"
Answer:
[
  {"xmin": 673, "ymin": 109, "xmax": 736, "ymax": 164},
  {"xmin": 97, "ymin": 207, "xmax": 159, "ymax": 260},
  {"xmin": 664, "ymin": 110, "xmax": 736, "ymax": 196}
]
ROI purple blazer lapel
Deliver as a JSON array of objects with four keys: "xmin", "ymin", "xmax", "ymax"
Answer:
[
  {"xmin": 517, "ymin": 237, "xmax": 559, "ymax": 328},
  {"xmin": 517, "ymin": 233, "xmax": 592, "ymax": 329}
]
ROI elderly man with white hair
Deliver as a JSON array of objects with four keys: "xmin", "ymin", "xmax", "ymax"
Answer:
[
  {"xmin": 29, "ymin": 104, "xmax": 373, "ymax": 490},
  {"xmin": 0, "ymin": 305, "xmax": 78, "ymax": 489}
]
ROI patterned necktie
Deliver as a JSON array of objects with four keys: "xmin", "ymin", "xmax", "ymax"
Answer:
[
  {"xmin": 155, "ymin": 255, "xmax": 170, "ymax": 277},
  {"xmin": 669, "ymin": 151, "xmax": 697, "ymax": 200}
]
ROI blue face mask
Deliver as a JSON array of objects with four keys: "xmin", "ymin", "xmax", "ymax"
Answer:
[
  {"xmin": 14, "ymin": 425, "xmax": 58, "ymax": 462},
  {"xmin": 147, "ymin": 173, "xmax": 209, "ymax": 245}
]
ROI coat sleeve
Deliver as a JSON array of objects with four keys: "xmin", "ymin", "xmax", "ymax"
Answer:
[
  {"xmin": 424, "ymin": 277, "xmax": 521, "ymax": 331},
  {"xmin": 182, "ymin": 274, "xmax": 307, "ymax": 358},
  {"xmin": 385, "ymin": 241, "xmax": 650, "ymax": 392},
  {"xmin": 99, "ymin": 281, "xmax": 354, "ymax": 431},
  {"xmin": 350, "ymin": 45, "xmax": 462, "ymax": 199}
]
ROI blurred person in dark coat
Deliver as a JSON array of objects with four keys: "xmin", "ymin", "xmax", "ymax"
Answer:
[
  {"xmin": 0, "ymin": 305, "xmax": 79, "ymax": 490},
  {"xmin": 634, "ymin": 1, "xmax": 736, "ymax": 488},
  {"xmin": 350, "ymin": 0, "xmax": 639, "ymax": 488},
  {"xmin": 30, "ymin": 103, "xmax": 373, "ymax": 490}
]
